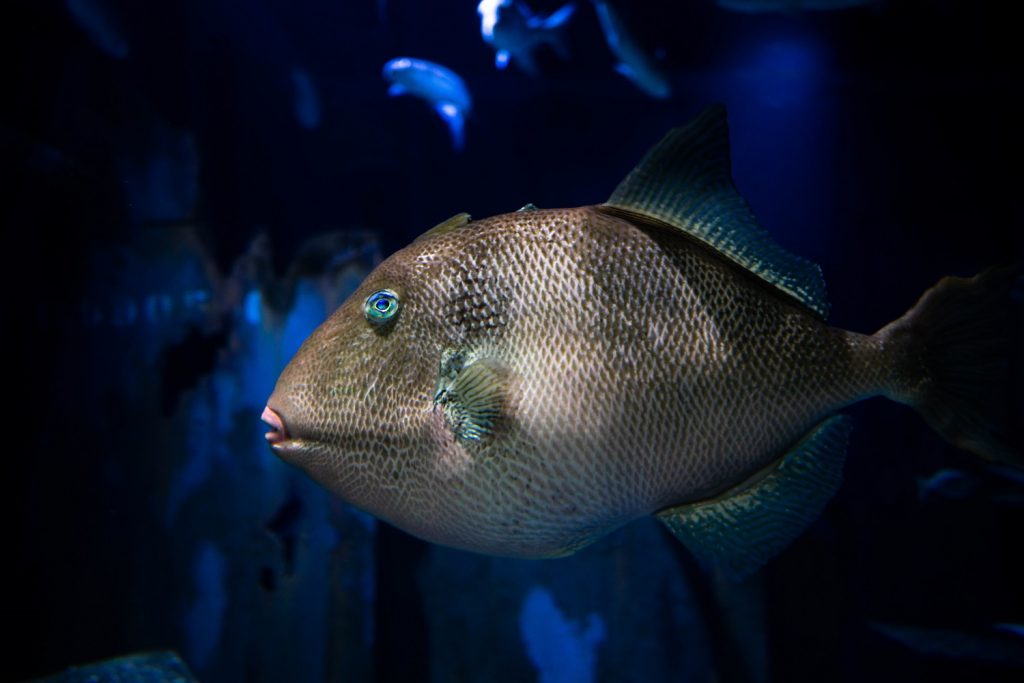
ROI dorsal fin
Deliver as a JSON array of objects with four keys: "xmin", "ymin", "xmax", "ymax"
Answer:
[
  {"xmin": 601, "ymin": 105, "xmax": 829, "ymax": 319},
  {"xmin": 414, "ymin": 212, "xmax": 472, "ymax": 244}
]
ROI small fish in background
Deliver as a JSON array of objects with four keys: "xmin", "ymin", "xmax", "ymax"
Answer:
[
  {"xmin": 263, "ymin": 106, "xmax": 1021, "ymax": 578},
  {"xmin": 591, "ymin": 0, "xmax": 671, "ymax": 99},
  {"xmin": 869, "ymin": 622, "xmax": 1024, "ymax": 668},
  {"xmin": 477, "ymin": 0, "xmax": 577, "ymax": 75},
  {"xmin": 998, "ymin": 624, "xmax": 1024, "ymax": 638},
  {"xmin": 382, "ymin": 57, "xmax": 472, "ymax": 151},
  {"xmin": 916, "ymin": 465, "xmax": 1024, "ymax": 504},
  {"xmin": 915, "ymin": 468, "xmax": 979, "ymax": 502},
  {"xmin": 64, "ymin": 0, "xmax": 129, "ymax": 59},
  {"xmin": 291, "ymin": 69, "xmax": 321, "ymax": 130},
  {"xmin": 717, "ymin": 0, "xmax": 873, "ymax": 13}
]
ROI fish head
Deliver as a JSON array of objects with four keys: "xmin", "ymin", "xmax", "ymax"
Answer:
[
  {"xmin": 263, "ymin": 223, "xmax": 470, "ymax": 524},
  {"xmin": 381, "ymin": 57, "xmax": 413, "ymax": 86}
]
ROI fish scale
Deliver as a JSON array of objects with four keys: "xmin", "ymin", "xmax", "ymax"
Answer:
[{"xmin": 265, "ymin": 106, "xmax": 1020, "ymax": 575}]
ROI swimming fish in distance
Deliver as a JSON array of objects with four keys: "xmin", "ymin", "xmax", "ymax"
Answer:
[
  {"xmin": 477, "ymin": 0, "xmax": 576, "ymax": 74},
  {"xmin": 383, "ymin": 57, "xmax": 472, "ymax": 151},
  {"xmin": 915, "ymin": 468, "xmax": 979, "ymax": 501},
  {"xmin": 262, "ymin": 105, "xmax": 1021, "ymax": 578},
  {"xmin": 916, "ymin": 465, "xmax": 1024, "ymax": 504},
  {"xmin": 592, "ymin": 0, "xmax": 671, "ymax": 99}
]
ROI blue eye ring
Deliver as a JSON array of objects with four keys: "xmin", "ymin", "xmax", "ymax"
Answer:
[{"xmin": 363, "ymin": 289, "xmax": 400, "ymax": 325}]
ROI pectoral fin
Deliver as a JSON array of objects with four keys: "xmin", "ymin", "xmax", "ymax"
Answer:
[
  {"xmin": 656, "ymin": 415, "xmax": 852, "ymax": 579},
  {"xmin": 434, "ymin": 356, "xmax": 506, "ymax": 442}
]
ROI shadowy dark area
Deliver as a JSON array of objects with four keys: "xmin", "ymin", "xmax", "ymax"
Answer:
[
  {"xmin": 161, "ymin": 327, "xmax": 230, "ymax": 414},
  {"xmin": 5, "ymin": 0, "xmax": 1022, "ymax": 682}
]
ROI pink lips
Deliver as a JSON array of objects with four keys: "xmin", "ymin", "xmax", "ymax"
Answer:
[{"xmin": 261, "ymin": 406, "xmax": 288, "ymax": 445}]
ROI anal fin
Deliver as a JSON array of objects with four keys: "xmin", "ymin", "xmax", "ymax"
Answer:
[{"xmin": 656, "ymin": 415, "xmax": 852, "ymax": 580}]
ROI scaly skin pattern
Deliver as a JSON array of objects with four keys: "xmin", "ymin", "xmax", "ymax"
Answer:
[{"xmin": 269, "ymin": 206, "xmax": 891, "ymax": 558}]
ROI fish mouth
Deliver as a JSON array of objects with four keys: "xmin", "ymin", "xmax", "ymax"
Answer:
[
  {"xmin": 260, "ymin": 405, "xmax": 309, "ymax": 458},
  {"xmin": 261, "ymin": 405, "xmax": 288, "ymax": 443}
]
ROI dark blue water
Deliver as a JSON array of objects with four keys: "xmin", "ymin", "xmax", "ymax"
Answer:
[{"xmin": 6, "ymin": 1, "xmax": 1022, "ymax": 682}]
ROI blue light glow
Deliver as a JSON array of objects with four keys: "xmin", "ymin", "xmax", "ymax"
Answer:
[
  {"xmin": 65, "ymin": 0, "xmax": 129, "ymax": 59},
  {"xmin": 183, "ymin": 542, "xmax": 228, "ymax": 672},
  {"xmin": 717, "ymin": 28, "xmax": 838, "ymax": 261},
  {"xmin": 477, "ymin": 0, "xmax": 510, "ymax": 41},
  {"xmin": 519, "ymin": 586, "xmax": 606, "ymax": 683},
  {"xmin": 733, "ymin": 35, "xmax": 826, "ymax": 108},
  {"xmin": 383, "ymin": 56, "xmax": 472, "ymax": 150},
  {"xmin": 243, "ymin": 290, "xmax": 262, "ymax": 325},
  {"xmin": 291, "ymin": 68, "xmax": 321, "ymax": 130}
]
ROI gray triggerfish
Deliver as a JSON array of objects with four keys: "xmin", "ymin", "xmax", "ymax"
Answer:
[
  {"xmin": 383, "ymin": 58, "xmax": 472, "ymax": 151},
  {"xmin": 592, "ymin": 0, "xmax": 671, "ymax": 99},
  {"xmin": 262, "ymin": 105, "xmax": 1021, "ymax": 578},
  {"xmin": 477, "ymin": 0, "xmax": 577, "ymax": 74}
]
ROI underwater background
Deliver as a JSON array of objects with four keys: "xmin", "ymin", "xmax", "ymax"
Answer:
[{"xmin": 5, "ymin": 0, "xmax": 1023, "ymax": 681}]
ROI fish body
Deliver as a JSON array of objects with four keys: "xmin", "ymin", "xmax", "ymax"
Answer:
[
  {"xmin": 264, "ymin": 106, "xmax": 1020, "ymax": 576},
  {"xmin": 382, "ymin": 58, "xmax": 472, "ymax": 150},
  {"xmin": 592, "ymin": 0, "xmax": 671, "ymax": 99},
  {"xmin": 477, "ymin": 0, "xmax": 576, "ymax": 74}
]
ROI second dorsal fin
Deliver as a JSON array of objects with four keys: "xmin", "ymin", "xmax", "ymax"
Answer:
[{"xmin": 601, "ymin": 105, "xmax": 829, "ymax": 319}]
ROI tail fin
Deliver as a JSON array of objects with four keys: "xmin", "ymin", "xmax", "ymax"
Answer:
[
  {"xmin": 537, "ymin": 4, "xmax": 576, "ymax": 60},
  {"xmin": 877, "ymin": 266, "xmax": 1023, "ymax": 466}
]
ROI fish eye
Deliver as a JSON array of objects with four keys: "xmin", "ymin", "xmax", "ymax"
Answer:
[{"xmin": 363, "ymin": 289, "xmax": 400, "ymax": 325}]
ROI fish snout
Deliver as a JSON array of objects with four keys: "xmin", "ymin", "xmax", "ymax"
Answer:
[
  {"xmin": 261, "ymin": 405, "xmax": 289, "ymax": 445},
  {"xmin": 262, "ymin": 389, "xmax": 317, "ymax": 462}
]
